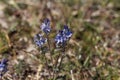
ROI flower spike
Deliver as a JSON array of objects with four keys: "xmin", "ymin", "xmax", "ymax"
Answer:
[
  {"xmin": 55, "ymin": 25, "xmax": 72, "ymax": 47},
  {"xmin": 34, "ymin": 34, "xmax": 47, "ymax": 47},
  {"xmin": 0, "ymin": 59, "xmax": 8, "ymax": 77},
  {"xmin": 40, "ymin": 18, "xmax": 51, "ymax": 34}
]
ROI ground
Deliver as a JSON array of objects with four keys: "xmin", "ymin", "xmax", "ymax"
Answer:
[{"xmin": 0, "ymin": 0, "xmax": 120, "ymax": 80}]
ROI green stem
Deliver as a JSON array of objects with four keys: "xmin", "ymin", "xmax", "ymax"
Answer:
[
  {"xmin": 46, "ymin": 34, "xmax": 53, "ymax": 61},
  {"xmin": 46, "ymin": 34, "xmax": 54, "ymax": 79},
  {"xmin": 54, "ymin": 46, "xmax": 66, "ymax": 80}
]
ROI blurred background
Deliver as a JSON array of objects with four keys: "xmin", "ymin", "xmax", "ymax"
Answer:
[{"xmin": 0, "ymin": 0, "xmax": 120, "ymax": 80}]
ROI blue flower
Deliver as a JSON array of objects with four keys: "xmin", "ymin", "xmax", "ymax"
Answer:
[
  {"xmin": 55, "ymin": 25, "xmax": 72, "ymax": 46},
  {"xmin": 40, "ymin": 18, "xmax": 51, "ymax": 34},
  {"xmin": 55, "ymin": 30, "xmax": 66, "ymax": 45},
  {"xmin": 63, "ymin": 25, "xmax": 72, "ymax": 40},
  {"xmin": 0, "ymin": 59, "xmax": 8, "ymax": 77},
  {"xmin": 34, "ymin": 34, "xmax": 47, "ymax": 47}
]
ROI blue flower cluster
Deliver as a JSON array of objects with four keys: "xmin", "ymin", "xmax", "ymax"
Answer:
[
  {"xmin": 34, "ymin": 18, "xmax": 51, "ymax": 48},
  {"xmin": 55, "ymin": 25, "xmax": 72, "ymax": 46},
  {"xmin": 34, "ymin": 34, "xmax": 47, "ymax": 47},
  {"xmin": 34, "ymin": 18, "xmax": 72, "ymax": 48},
  {"xmin": 40, "ymin": 18, "xmax": 51, "ymax": 34},
  {"xmin": 0, "ymin": 59, "xmax": 8, "ymax": 77}
]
